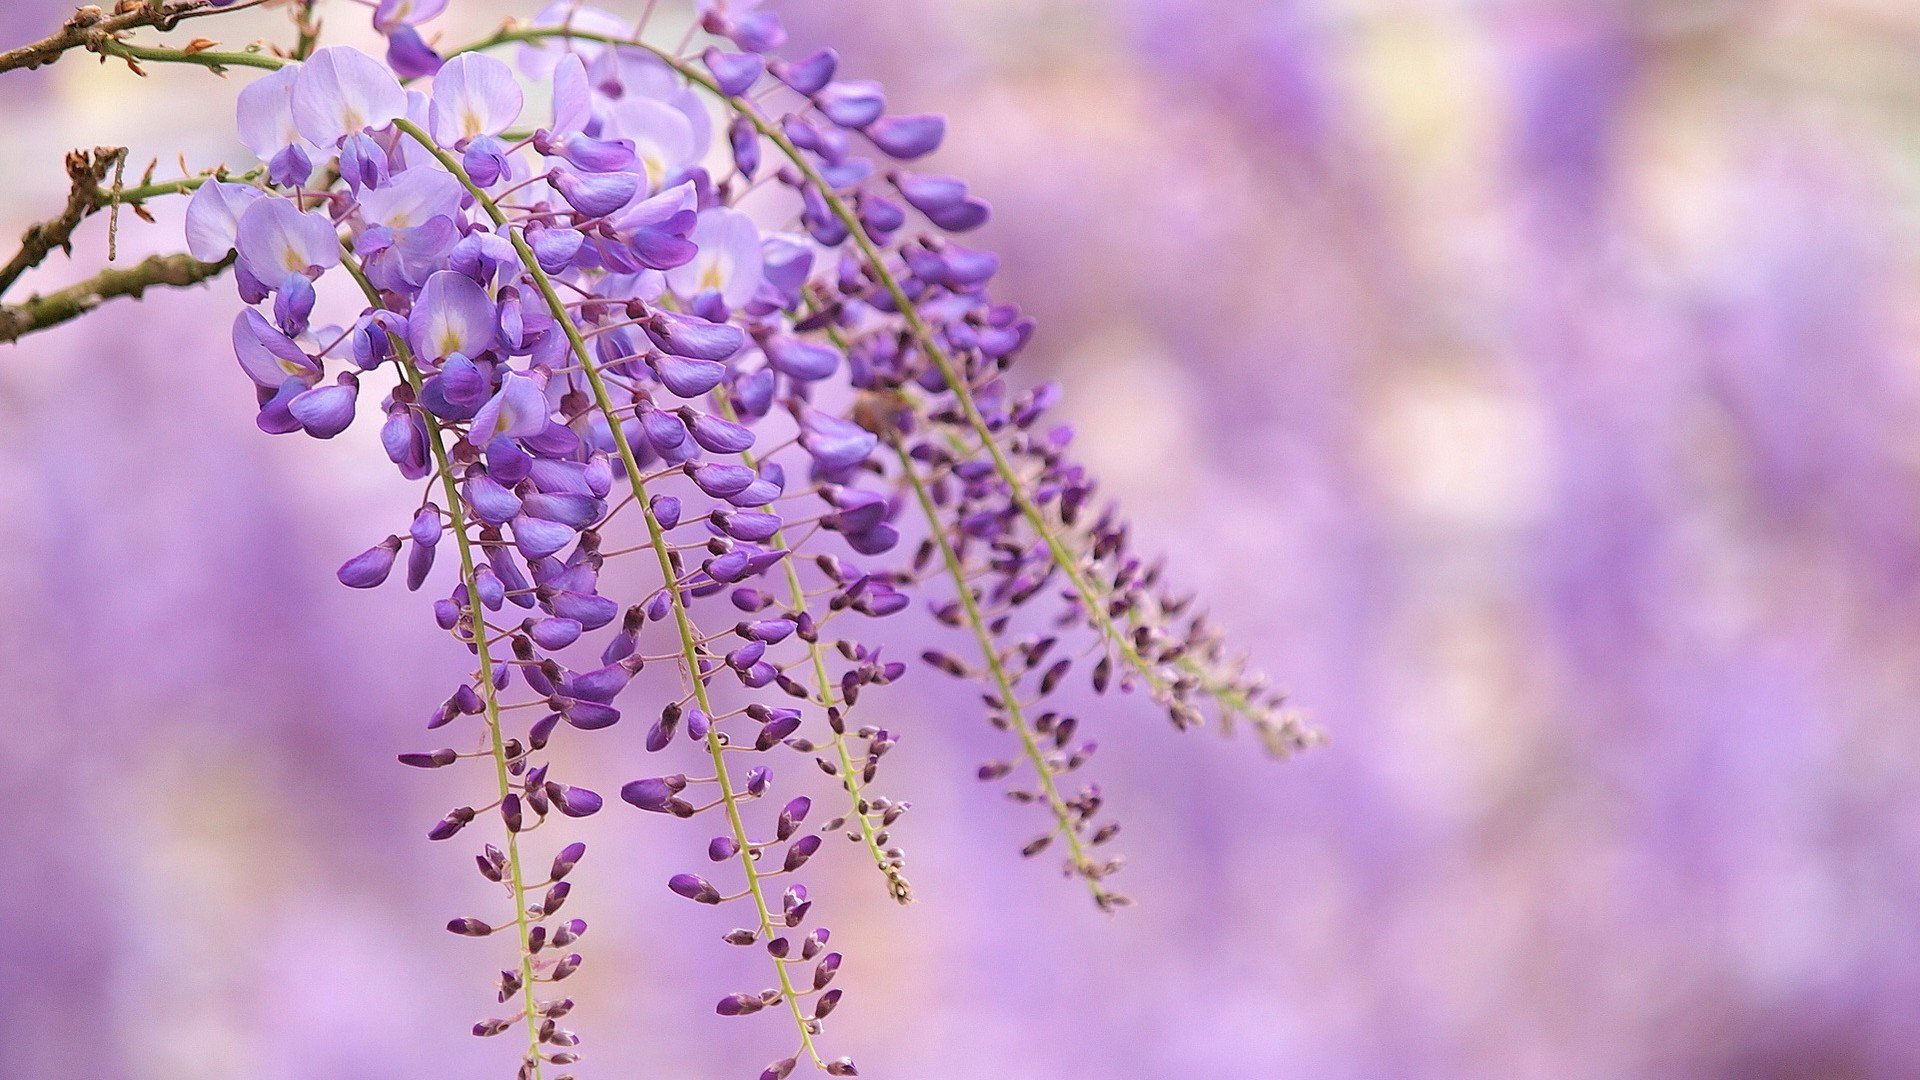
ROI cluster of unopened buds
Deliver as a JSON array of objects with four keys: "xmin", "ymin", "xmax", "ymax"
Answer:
[{"xmin": 22, "ymin": 0, "xmax": 1318, "ymax": 1074}]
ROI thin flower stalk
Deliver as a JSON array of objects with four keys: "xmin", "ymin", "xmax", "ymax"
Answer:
[
  {"xmin": 722, "ymin": 393, "xmax": 912, "ymax": 906},
  {"xmin": 342, "ymin": 253, "xmax": 551, "ymax": 1079},
  {"xmin": 895, "ymin": 435, "xmax": 1121, "ymax": 908}
]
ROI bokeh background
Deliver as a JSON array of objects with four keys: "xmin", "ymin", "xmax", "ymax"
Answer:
[{"xmin": 5, "ymin": 1, "xmax": 1920, "ymax": 1077}]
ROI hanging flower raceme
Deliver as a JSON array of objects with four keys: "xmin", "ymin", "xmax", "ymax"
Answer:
[
  {"xmin": 194, "ymin": 29, "xmax": 923, "ymax": 1077},
  {"xmin": 476, "ymin": 8, "xmax": 1318, "ymax": 901},
  {"xmin": 167, "ymin": 0, "xmax": 1307, "ymax": 1073}
]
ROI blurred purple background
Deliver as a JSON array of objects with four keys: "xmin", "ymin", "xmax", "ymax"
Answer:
[{"xmin": 5, "ymin": 1, "xmax": 1920, "ymax": 1077}]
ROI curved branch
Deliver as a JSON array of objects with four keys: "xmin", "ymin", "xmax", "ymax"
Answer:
[
  {"xmin": 0, "ymin": 146, "xmax": 126, "ymax": 298},
  {"xmin": 0, "ymin": 251, "xmax": 230, "ymax": 345},
  {"xmin": 0, "ymin": 1, "xmax": 244, "ymax": 75}
]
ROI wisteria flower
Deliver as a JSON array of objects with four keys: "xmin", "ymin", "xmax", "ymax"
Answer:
[
  {"xmin": 184, "ymin": 181, "xmax": 266, "ymax": 263},
  {"xmin": 372, "ymin": 0, "xmax": 449, "ymax": 77},
  {"xmin": 429, "ymin": 53, "xmax": 523, "ymax": 147},
  {"xmin": 235, "ymin": 197, "xmax": 339, "ymax": 286},
  {"xmin": 291, "ymin": 46, "xmax": 407, "ymax": 148},
  {"xmin": 666, "ymin": 207, "xmax": 763, "ymax": 310}
]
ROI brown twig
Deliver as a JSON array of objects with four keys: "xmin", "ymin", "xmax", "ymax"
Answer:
[
  {"xmin": 0, "ymin": 251, "xmax": 232, "ymax": 344},
  {"xmin": 0, "ymin": 2, "xmax": 231, "ymax": 75},
  {"xmin": 0, "ymin": 146, "xmax": 128, "ymax": 299}
]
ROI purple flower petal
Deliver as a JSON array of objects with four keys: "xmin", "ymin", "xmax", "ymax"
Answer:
[
  {"xmin": 621, "ymin": 776, "xmax": 681, "ymax": 813},
  {"xmin": 255, "ymin": 378, "xmax": 306, "ymax": 435},
  {"xmin": 860, "ymin": 194, "xmax": 906, "ymax": 239},
  {"xmin": 430, "ymin": 52, "xmax": 523, "ymax": 146},
  {"xmin": 384, "ymin": 25, "xmax": 444, "ymax": 79},
  {"xmin": 647, "ymin": 353, "xmax": 723, "ymax": 399},
  {"xmin": 728, "ymin": 115, "xmax": 762, "ymax": 178},
  {"xmin": 338, "ymin": 535, "xmax": 402, "ymax": 588},
  {"xmin": 461, "ymin": 135, "xmax": 511, "ymax": 186},
  {"xmin": 339, "ymin": 132, "xmax": 391, "ymax": 191},
  {"xmin": 646, "ymin": 310, "xmax": 745, "ymax": 361},
  {"xmin": 273, "ymin": 273, "xmax": 316, "ymax": 336},
  {"xmin": 358, "ymin": 166, "xmax": 463, "ymax": 230},
  {"xmin": 236, "ymin": 197, "xmax": 340, "ymax": 282},
  {"xmin": 702, "ymin": 47, "xmax": 765, "ymax": 96},
  {"xmin": 291, "ymin": 46, "xmax": 407, "ymax": 147},
  {"xmin": 232, "ymin": 309, "xmax": 318, "ymax": 388},
  {"xmin": 611, "ymin": 96, "xmax": 699, "ymax": 188},
  {"xmin": 562, "ymin": 661, "xmax": 634, "ymax": 704},
  {"xmin": 866, "ymin": 113, "xmax": 945, "ymax": 159},
  {"xmin": 691, "ymin": 463, "xmax": 756, "ymax": 499},
  {"xmin": 469, "ymin": 371, "xmax": 549, "ymax": 444},
  {"xmin": 564, "ymin": 699, "xmax": 618, "ymax": 730},
  {"xmin": 666, "ymin": 207, "xmax": 763, "ymax": 311},
  {"xmin": 405, "ymin": 541, "xmax": 436, "ymax": 590},
  {"xmin": 721, "ymin": 511, "xmax": 782, "ymax": 542},
  {"xmin": 529, "ymin": 227, "xmax": 586, "ymax": 273},
  {"xmin": 289, "ymin": 375, "xmax": 359, "ymax": 439},
  {"xmin": 553, "ymin": 785, "xmax": 603, "ymax": 817},
  {"xmin": 463, "ymin": 471, "xmax": 522, "ymax": 526},
  {"xmin": 926, "ymin": 196, "xmax": 990, "ymax": 232},
  {"xmin": 894, "ymin": 172, "xmax": 967, "ymax": 214},
  {"xmin": 774, "ymin": 48, "xmax": 837, "ymax": 96},
  {"xmin": 728, "ymin": 477, "xmax": 783, "ymax": 509},
  {"xmin": 511, "ymin": 513, "xmax": 575, "ymax": 559},
  {"xmin": 549, "ymin": 131, "xmax": 638, "ymax": 173},
  {"xmin": 530, "ymin": 617, "xmax": 583, "ymax": 650},
  {"xmin": 844, "ymin": 522, "xmax": 899, "ymax": 556},
  {"xmin": 825, "ymin": 487, "xmax": 890, "ymax": 535},
  {"xmin": 267, "ymin": 143, "xmax": 314, "ymax": 189},
  {"xmin": 550, "ymin": 168, "xmax": 638, "ymax": 217},
  {"xmin": 426, "ymin": 353, "xmax": 490, "ymax": 418},
  {"xmin": 549, "ymin": 52, "xmax": 593, "ymax": 132},
  {"xmin": 667, "ymin": 873, "xmax": 721, "ymax": 904},
  {"xmin": 817, "ymin": 80, "xmax": 885, "ymax": 129},
  {"xmin": 523, "ymin": 491, "xmax": 602, "ymax": 529},
  {"xmin": 684, "ymin": 410, "xmax": 755, "ymax": 454},
  {"xmin": 551, "ymin": 590, "xmax": 618, "ymax": 630},
  {"xmin": 765, "ymin": 336, "xmax": 840, "ymax": 382},
  {"xmin": 650, "ymin": 495, "xmax": 682, "ymax": 529},
  {"xmin": 799, "ymin": 409, "xmax": 878, "ymax": 472},
  {"xmin": 628, "ymin": 226, "xmax": 699, "ymax": 270},
  {"xmin": 236, "ymin": 65, "xmax": 303, "ymax": 162},
  {"xmin": 373, "ymin": 0, "xmax": 448, "ymax": 31},
  {"xmin": 185, "ymin": 181, "xmax": 265, "ymax": 262},
  {"xmin": 409, "ymin": 270, "xmax": 498, "ymax": 360},
  {"xmin": 721, "ymin": 10, "xmax": 786, "ymax": 53},
  {"xmin": 382, "ymin": 405, "xmax": 431, "ymax": 479}
]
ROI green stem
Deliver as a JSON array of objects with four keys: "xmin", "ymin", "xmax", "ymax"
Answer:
[
  {"xmin": 95, "ymin": 36, "xmax": 284, "ymax": 72},
  {"xmin": 340, "ymin": 254, "xmax": 547, "ymax": 1080},
  {"xmin": 293, "ymin": 0, "xmax": 320, "ymax": 61},
  {"xmin": 392, "ymin": 117, "xmax": 826, "ymax": 1067},
  {"xmin": 0, "ymin": 251, "xmax": 230, "ymax": 344},
  {"xmin": 107, "ymin": 165, "xmax": 263, "ymax": 205}
]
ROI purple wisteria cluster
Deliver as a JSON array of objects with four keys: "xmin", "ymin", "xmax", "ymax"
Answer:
[{"xmin": 160, "ymin": 0, "xmax": 1310, "ymax": 1073}]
